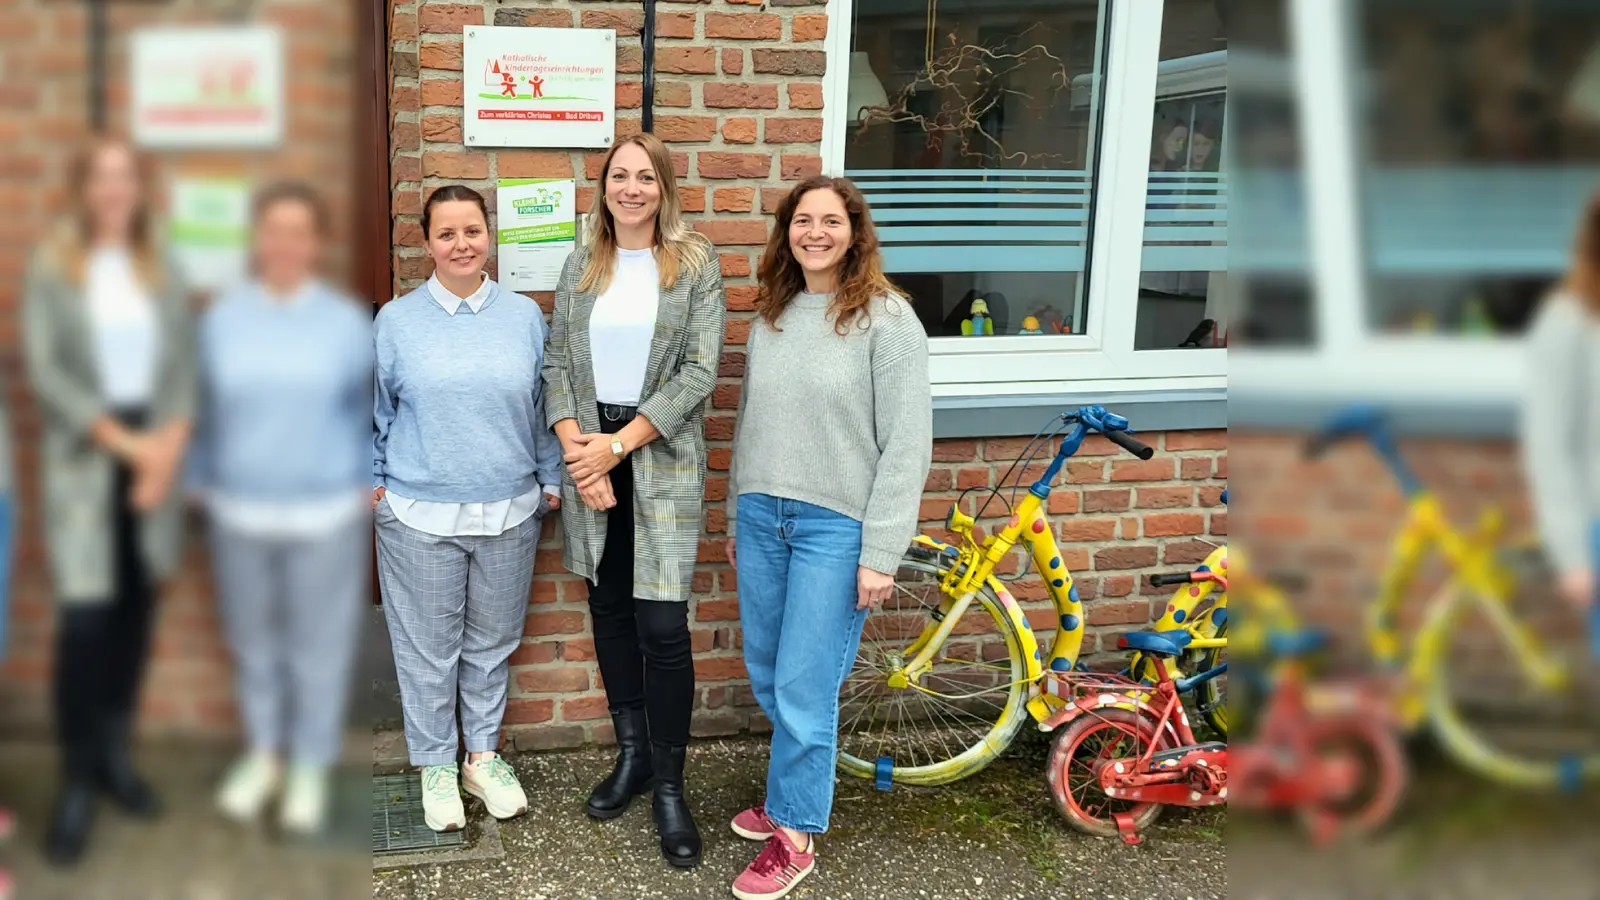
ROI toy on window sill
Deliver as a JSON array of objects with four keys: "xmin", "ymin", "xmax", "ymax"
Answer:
[
  {"xmin": 1018, "ymin": 315, "xmax": 1044, "ymax": 335},
  {"xmin": 962, "ymin": 297, "xmax": 994, "ymax": 336},
  {"xmin": 1032, "ymin": 306, "xmax": 1067, "ymax": 334}
]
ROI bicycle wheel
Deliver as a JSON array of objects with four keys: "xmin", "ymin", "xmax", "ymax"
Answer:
[
  {"xmin": 1195, "ymin": 619, "xmax": 1228, "ymax": 736},
  {"xmin": 836, "ymin": 549, "xmax": 1033, "ymax": 786},
  {"xmin": 1047, "ymin": 708, "xmax": 1167, "ymax": 838},
  {"xmin": 1425, "ymin": 583, "xmax": 1600, "ymax": 789}
]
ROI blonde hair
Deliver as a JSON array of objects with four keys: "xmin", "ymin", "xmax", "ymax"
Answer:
[
  {"xmin": 48, "ymin": 134, "xmax": 164, "ymax": 290},
  {"xmin": 579, "ymin": 133, "xmax": 710, "ymax": 294}
]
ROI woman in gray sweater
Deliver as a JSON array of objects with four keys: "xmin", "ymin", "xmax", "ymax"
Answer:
[
  {"xmin": 1522, "ymin": 194, "xmax": 1600, "ymax": 612},
  {"xmin": 724, "ymin": 176, "xmax": 932, "ymax": 900}
]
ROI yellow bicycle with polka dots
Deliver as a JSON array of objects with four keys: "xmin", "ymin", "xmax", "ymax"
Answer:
[{"xmin": 836, "ymin": 406, "xmax": 1157, "ymax": 787}]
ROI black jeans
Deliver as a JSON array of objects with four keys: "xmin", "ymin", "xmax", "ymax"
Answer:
[
  {"xmin": 54, "ymin": 410, "xmax": 156, "ymax": 775},
  {"xmin": 588, "ymin": 404, "xmax": 695, "ymax": 748}
]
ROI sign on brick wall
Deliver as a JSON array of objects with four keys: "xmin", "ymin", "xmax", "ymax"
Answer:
[
  {"xmin": 130, "ymin": 26, "xmax": 285, "ymax": 149},
  {"xmin": 463, "ymin": 26, "xmax": 616, "ymax": 149}
]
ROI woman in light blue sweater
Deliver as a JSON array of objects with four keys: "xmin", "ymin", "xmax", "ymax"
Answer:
[
  {"xmin": 373, "ymin": 185, "xmax": 565, "ymax": 833},
  {"xmin": 190, "ymin": 183, "xmax": 374, "ymax": 835}
]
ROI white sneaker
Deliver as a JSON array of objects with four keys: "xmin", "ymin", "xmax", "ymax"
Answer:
[
  {"xmin": 280, "ymin": 764, "xmax": 330, "ymax": 835},
  {"xmin": 421, "ymin": 764, "xmax": 466, "ymax": 832},
  {"xmin": 217, "ymin": 751, "xmax": 282, "ymax": 824},
  {"xmin": 462, "ymin": 754, "xmax": 528, "ymax": 820}
]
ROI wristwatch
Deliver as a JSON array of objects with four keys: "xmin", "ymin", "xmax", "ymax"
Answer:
[{"xmin": 611, "ymin": 436, "xmax": 626, "ymax": 459}]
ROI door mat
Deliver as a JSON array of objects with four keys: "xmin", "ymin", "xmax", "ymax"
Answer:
[{"xmin": 372, "ymin": 772, "xmax": 469, "ymax": 855}]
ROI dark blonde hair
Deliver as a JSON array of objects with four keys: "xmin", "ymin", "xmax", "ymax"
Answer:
[
  {"xmin": 755, "ymin": 176, "xmax": 901, "ymax": 334},
  {"xmin": 579, "ymin": 132, "xmax": 709, "ymax": 294},
  {"xmin": 53, "ymin": 134, "xmax": 163, "ymax": 289},
  {"xmin": 1565, "ymin": 189, "xmax": 1600, "ymax": 315},
  {"xmin": 421, "ymin": 184, "xmax": 490, "ymax": 240}
]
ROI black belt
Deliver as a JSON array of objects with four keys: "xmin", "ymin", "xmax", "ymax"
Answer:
[{"xmin": 599, "ymin": 403, "xmax": 638, "ymax": 423}]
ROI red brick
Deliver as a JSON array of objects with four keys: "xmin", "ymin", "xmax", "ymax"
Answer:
[
  {"xmin": 933, "ymin": 440, "xmax": 977, "ymax": 462},
  {"xmin": 1095, "ymin": 546, "xmax": 1158, "ymax": 570},
  {"xmin": 616, "ymin": 117, "xmax": 644, "ymax": 140},
  {"xmin": 919, "ymin": 497, "xmax": 955, "ymax": 522},
  {"xmin": 1121, "ymin": 516, "xmax": 1140, "ymax": 538},
  {"xmin": 562, "ymin": 638, "xmax": 596, "ymax": 662},
  {"xmin": 658, "ymin": 47, "xmax": 717, "ymax": 74},
  {"xmin": 508, "ymin": 641, "xmax": 559, "ymax": 666},
  {"xmin": 393, "ymin": 218, "xmax": 424, "ymax": 247},
  {"xmin": 696, "ymin": 153, "xmax": 770, "ymax": 180},
  {"xmin": 1083, "ymin": 489, "xmax": 1131, "ymax": 512},
  {"xmin": 1101, "ymin": 575, "xmax": 1136, "ymax": 598},
  {"xmin": 657, "ymin": 82, "xmax": 693, "ymax": 108},
  {"xmin": 512, "ymin": 8, "xmax": 575, "ymax": 27},
  {"xmin": 1210, "ymin": 512, "xmax": 1227, "ymax": 536},
  {"xmin": 1216, "ymin": 456, "xmax": 1228, "ymax": 478},
  {"xmin": 422, "ymin": 151, "xmax": 488, "ymax": 179},
  {"xmin": 498, "ymin": 151, "xmax": 573, "ymax": 178},
  {"xmin": 792, "ymin": 14, "xmax": 828, "ymax": 41},
  {"xmin": 711, "ymin": 387, "xmax": 741, "ymax": 411},
  {"xmin": 418, "ymin": 40, "xmax": 463, "ymax": 70},
  {"xmin": 787, "ymin": 83, "xmax": 824, "ymax": 110},
  {"xmin": 393, "ymin": 121, "xmax": 421, "ymax": 152},
  {"xmin": 420, "ymin": 78, "xmax": 462, "ymax": 106},
  {"xmin": 680, "ymin": 186, "xmax": 706, "ymax": 213},
  {"xmin": 516, "ymin": 667, "xmax": 590, "ymax": 694},
  {"xmin": 1047, "ymin": 490, "xmax": 1081, "ymax": 514},
  {"xmin": 722, "ymin": 48, "xmax": 745, "ymax": 74},
  {"xmin": 704, "ymin": 83, "xmax": 780, "ymax": 109},
  {"xmin": 726, "ymin": 286, "xmax": 760, "ymax": 310},
  {"xmin": 1087, "ymin": 600, "xmax": 1151, "ymax": 626},
  {"xmin": 393, "ymin": 85, "xmax": 420, "ymax": 113},
  {"xmin": 924, "ymin": 469, "xmax": 953, "ymax": 491},
  {"xmin": 617, "ymin": 45, "xmax": 644, "ymax": 74},
  {"xmin": 562, "ymin": 695, "xmax": 611, "ymax": 721},
  {"xmin": 1058, "ymin": 518, "xmax": 1116, "ymax": 542},
  {"xmin": 576, "ymin": 187, "xmax": 596, "ymax": 214},
  {"xmin": 616, "ymin": 81, "xmax": 643, "ymax": 109},
  {"xmin": 1180, "ymin": 457, "xmax": 1214, "ymax": 480},
  {"xmin": 699, "ymin": 539, "xmax": 730, "ymax": 563},
  {"xmin": 1144, "ymin": 513, "xmax": 1204, "ymax": 537},
  {"xmin": 704, "ymin": 477, "xmax": 729, "ymax": 501},
  {"xmin": 719, "ymin": 254, "xmax": 752, "ymax": 278},
  {"xmin": 503, "ymin": 699, "xmax": 555, "ymax": 725},
  {"xmin": 1111, "ymin": 458, "xmax": 1175, "ymax": 482},
  {"xmin": 696, "ymin": 599, "xmax": 740, "ymax": 621},
  {"xmin": 705, "ymin": 416, "xmax": 734, "ymax": 440},
  {"xmin": 695, "ymin": 219, "xmax": 768, "ymax": 246},
  {"xmin": 956, "ymin": 467, "xmax": 989, "ymax": 489},
  {"xmin": 706, "ymin": 13, "xmax": 782, "ymax": 39},
  {"xmin": 420, "ymin": 114, "xmax": 461, "ymax": 143},
  {"xmin": 765, "ymin": 118, "xmax": 823, "ymax": 144},
  {"xmin": 1065, "ymin": 460, "xmax": 1105, "ymax": 484},
  {"xmin": 1199, "ymin": 486, "xmax": 1226, "ymax": 507},
  {"xmin": 695, "ymin": 656, "xmax": 749, "ymax": 680},
  {"xmin": 1165, "ymin": 430, "xmax": 1228, "ymax": 451},
  {"xmin": 713, "ymin": 187, "xmax": 756, "ymax": 212},
  {"xmin": 659, "ymin": 12, "xmax": 697, "ymax": 37},
  {"xmin": 1162, "ymin": 541, "xmax": 1216, "ymax": 565},
  {"xmin": 419, "ymin": 4, "xmax": 483, "ymax": 33},
  {"xmin": 780, "ymin": 154, "xmax": 823, "ymax": 180},
  {"xmin": 752, "ymin": 48, "xmax": 827, "ymax": 75},
  {"xmin": 722, "ymin": 117, "xmax": 757, "ymax": 144},
  {"xmin": 1135, "ymin": 486, "xmax": 1194, "ymax": 509},
  {"xmin": 655, "ymin": 115, "xmax": 718, "ymax": 142},
  {"xmin": 392, "ymin": 10, "xmax": 419, "ymax": 41},
  {"xmin": 512, "ymin": 726, "xmax": 586, "ymax": 753},
  {"xmin": 761, "ymin": 188, "xmax": 789, "ymax": 213},
  {"xmin": 982, "ymin": 438, "xmax": 1034, "ymax": 461},
  {"xmin": 525, "ymin": 611, "xmax": 586, "ymax": 637},
  {"xmin": 580, "ymin": 9, "xmax": 643, "ymax": 34},
  {"xmin": 706, "ymin": 507, "xmax": 728, "ymax": 533}
]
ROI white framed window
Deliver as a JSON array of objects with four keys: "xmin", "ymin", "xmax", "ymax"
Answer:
[
  {"xmin": 1230, "ymin": 0, "xmax": 1600, "ymax": 414},
  {"xmin": 819, "ymin": 0, "xmax": 1228, "ymax": 401}
]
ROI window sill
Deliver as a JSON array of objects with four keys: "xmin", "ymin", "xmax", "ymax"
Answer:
[{"xmin": 931, "ymin": 379, "xmax": 1226, "ymax": 438}]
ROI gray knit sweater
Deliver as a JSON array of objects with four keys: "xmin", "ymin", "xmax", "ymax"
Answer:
[
  {"xmin": 1521, "ymin": 292, "xmax": 1600, "ymax": 575},
  {"xmin": 729, "ymin": 291, "xmax": 932, "ymax": 574}
]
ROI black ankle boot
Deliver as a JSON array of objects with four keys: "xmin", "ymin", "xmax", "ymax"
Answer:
[
  {"xmin": 98, "ymin": 715, "xmax": 161, "ymax": 819},
  {"xmin": 650, "ymin": 743, "xmax": 700, "ymax": 868},
  {"xmin": 587, "ymin": 707, "xmax": 653, "ymax": 819},
  {"xmin": 45, "ymin": 780, "xmax": 96, "ymax": 867}
]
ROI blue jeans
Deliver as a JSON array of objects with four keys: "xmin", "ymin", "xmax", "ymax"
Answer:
[
  {"xmin": 0, "ymin": 494, "xmax": 13, "ymax": 661},
  {"xmin": 736, "ymin": 494, "xmax": 868, "ymax": 834}
]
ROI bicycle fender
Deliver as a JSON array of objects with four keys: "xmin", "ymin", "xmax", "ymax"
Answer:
[{"xmin": 1041, "ymin": 691, "xmax": 1186, "ymax": 746}]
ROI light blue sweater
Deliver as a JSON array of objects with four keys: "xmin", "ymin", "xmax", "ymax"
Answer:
[
  {"xmin": 373, "ymin": 279, "xmax": 564, "ymax": 502},
  {"xmin": 190, "ymin": 281, "xmax": 373, "ymax": 501}
]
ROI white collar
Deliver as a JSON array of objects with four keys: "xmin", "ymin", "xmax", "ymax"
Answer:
[{"xmin": 427, "ymin": 272, "xmax": 492, "ymax": 316}]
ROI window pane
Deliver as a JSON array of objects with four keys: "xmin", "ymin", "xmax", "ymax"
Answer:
[
  {"xmin": 843, "ymin": 1, "xmax": 1107, "ymax": 339},
  {"xmin": 1134, "ymin": 0, "xmax": 1230, "ymax": 350},
  {"xmin": 1358, "ymin": 0, "xmax": 1600, "ymax": 336}
]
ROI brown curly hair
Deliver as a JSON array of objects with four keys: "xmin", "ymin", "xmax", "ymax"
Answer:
[
  {"xmin": 755, "ymin": 176, "xmax": 901, "ymax": 334},
  {"xmin": 1566, "ymin": 188, "xmax": 1600, "ymax": 315}
]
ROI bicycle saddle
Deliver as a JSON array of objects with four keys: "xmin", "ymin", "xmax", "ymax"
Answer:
[
  {"xmin": 1118, "ymin": 630, "xmax": 1194, "ymax": 657},
  {"xmin": 1265, "ymin": 628, "xmax": 1329, "ymax": 659}
]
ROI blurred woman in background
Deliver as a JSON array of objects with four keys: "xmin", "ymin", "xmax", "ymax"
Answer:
[
  {"xmin": 189, "ymin": 183, "xmax": 373, "ymax": 835},
  {"xmin": 22, "ymin": 135, "xmax": 196, "ymax": 866},
  {"xmin": 1522, "ymin": 190, "xmax": 1600, "ymax": 615}
]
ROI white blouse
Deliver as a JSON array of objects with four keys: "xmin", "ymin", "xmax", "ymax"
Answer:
[
  {"xmin": 383, "ymin": 272, "xmax": 558, "ymax": 538},
  {"xmin": 589, "ymin": 247, "xmax": 660, "ymax": 406},
  {"xmin": 86, "ymin": 248, "xmax": 160, "ymax": 407}
]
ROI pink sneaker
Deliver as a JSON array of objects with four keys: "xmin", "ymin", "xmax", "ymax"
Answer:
[
  {"xmin": 732, "ymin": 830, "xmax": 815, "ymax": 900},
  {"xmin": 730, "ymin": 805, "xmax": 776, "ymax": 841}
]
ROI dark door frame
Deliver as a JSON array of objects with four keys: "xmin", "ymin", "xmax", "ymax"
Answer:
[{"xmin": 354, "ymin": 0, "xmax": 392, "ymax": 307}]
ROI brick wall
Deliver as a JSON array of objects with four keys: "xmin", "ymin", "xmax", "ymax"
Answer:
[
  {"xmin": 0, "ymin": 0, "xmax": 356, "ymax": 735},
  {"xmin": 389, "ymin": 0, "xmax": 1229, "ymax": 751}
]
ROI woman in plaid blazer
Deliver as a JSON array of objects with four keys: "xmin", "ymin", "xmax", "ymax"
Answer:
[{"xmin": 542, "ymin": 133, "xmax": 726, "ymax": 868}]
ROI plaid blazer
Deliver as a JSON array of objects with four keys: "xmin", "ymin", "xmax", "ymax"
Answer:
[{"xmin": 542, "ymin": 242, "xmax": 727, "ymax": 602}]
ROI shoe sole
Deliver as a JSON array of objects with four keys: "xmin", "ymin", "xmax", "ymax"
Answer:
[
  {"xmin": 731, "ymin": 862, "xmax": 813, "ymax": 900},
  {"xmin": 664, "ymin": 848, "xmax": 701, "ymax": 869},
  {"xmin": 423, "ymin": 809, "xmax": 465, "ymax": 832},
  {"xmin": 730, "ymin": 821, "xmax": 775, "ymax": 841},
  {"xmin": 463, "ymin": 782, "xmax": 527, "ymax": 820},
  {"xmin": 587, "ymin": 782, "xmax": 652, "ymax": 820}
]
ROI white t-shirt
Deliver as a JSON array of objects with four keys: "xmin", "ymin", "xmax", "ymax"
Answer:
[
  {"xmin": 86, "ymin": 248, "xmax": 160, "ymax": 407},
  {"xmin": 589, "ymin": 247, "xmax": 660, "ymax": 406}
]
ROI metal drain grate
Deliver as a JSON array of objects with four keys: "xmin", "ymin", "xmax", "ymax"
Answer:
[{"xmin": 372, "ymin": 772, "xmax": 469, "ymax": 854}]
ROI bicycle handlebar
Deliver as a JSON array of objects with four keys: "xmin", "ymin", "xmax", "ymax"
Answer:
[
  {"xmin": 1106, "ymin": 429, "xmax": 1154, "ymax": 460},
  {"xmin": 1149, "ymin": 572, "xmax": 1195, "ymax": 587}
]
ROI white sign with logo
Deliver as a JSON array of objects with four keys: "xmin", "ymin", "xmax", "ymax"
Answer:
[
  {"xmin": 130, "ymin": 26, "xmax": 285, "ymax": 149},
  {"xmin": 497, "ymin": 178, "xmax": 577, "ymax": 292},
  {"xmin": 464, "ymin": 26, "xmax": 616, "ymax": 149},
  {"xmin": 170, "ymin": 178, "xmax": 252, "ymax": 293}
]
